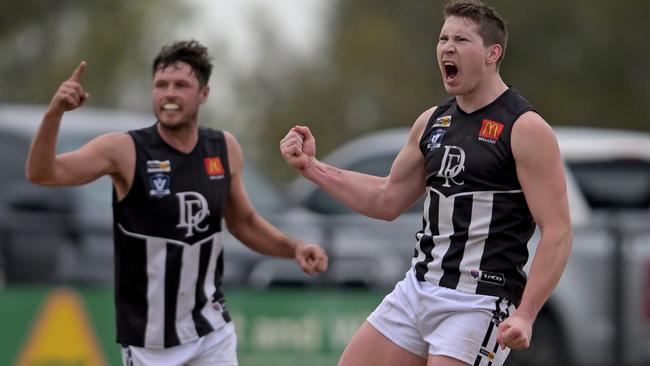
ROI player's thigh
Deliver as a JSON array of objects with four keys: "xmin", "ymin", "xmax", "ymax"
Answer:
[
  {"xmin": 188, "ymin": 327, "xmax": 238, "ymax": 366},
  {"xmin": 427, "ymin": 355, "xmax": 471, "ymax": 366},
  {"xmin": 338, "ymin": 321, "xmax": 427, "ymax": 366}
]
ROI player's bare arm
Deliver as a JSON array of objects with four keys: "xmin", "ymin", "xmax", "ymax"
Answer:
[
  {"xmin": 223, "ymin": 131, "xmax": 328, "ymax": 274},
  {"xmin": 280, "ymin": 107, "xmax": 435, "ymax": 221},
  {"xmin": 26, "ymin": 62, "xmax": 135, "ymax": 195},
  {"xmin": 497, "ymin": 112, "xmax": 573, "ymax": 350}
]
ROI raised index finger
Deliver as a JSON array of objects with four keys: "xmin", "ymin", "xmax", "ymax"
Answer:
[{"xmin": 68, "ymin": 61, "xmax": 87, "ymax": 82}]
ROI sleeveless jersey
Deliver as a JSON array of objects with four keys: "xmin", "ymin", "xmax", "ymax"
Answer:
[
  {"xmin": 412, "ymin": 88, "xmax": 536, "ymax": 306},
  {"xmin": 113, "ymin": 124, "xmax": 231, "ymax": 348}
]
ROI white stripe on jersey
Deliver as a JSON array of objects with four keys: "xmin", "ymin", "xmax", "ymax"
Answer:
[
  {"xmin": 201, "ymin": 236, "xmax": 222, "ymax": 330},
  {"xmin": 415, "ymin": 188, "xmax": 523, "ymax": 288},
  {"xmin": 456, "ymin": 191, "xmax": 494, "ymax": 293},
  {"xmin": 423, "ymin": 188, "xmax": 454, "ymax": 284},
  {"xmin": 176, "ymin": 240, "xmax": 202, "ymax": 343},
  {"xmin": 145, "ymin": 236, "xmax": 167, "ymax": 347},
  {"xmin": 118, "ymin": 224, "xmax": 224, "ymax": 348}
]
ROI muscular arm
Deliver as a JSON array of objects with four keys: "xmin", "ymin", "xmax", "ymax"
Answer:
[
  {"xmin": 497, "ymin": 112, "xmax": 573, "ymax": 349},
  {"xmin": 223, "ymin": 132, "xmax": 327, "ymax": 273},
  {"xmin": 280, "ymin": 107, "xmax": 435, "ymax": 221},
  {"xmin": 25, "ymin": 61, "xmax": 134, "ymax": 197}
]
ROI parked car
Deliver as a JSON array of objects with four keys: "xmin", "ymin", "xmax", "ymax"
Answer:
[
  {"xmin": 285, "ymin": 127, "xmax": 650, "ymax": 366},
  {"xmin": 0, "ymin": 104, "xmax": 151, "ymax": 284}
]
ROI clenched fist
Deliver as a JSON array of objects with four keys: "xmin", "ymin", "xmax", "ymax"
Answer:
[{"xmin": 280, "ymin": 125, "xmax": 316, "ymax": 171}]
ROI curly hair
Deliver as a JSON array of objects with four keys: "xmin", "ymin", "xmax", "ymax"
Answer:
[{"xmin": 152, "ymin": 40, "xmax": 213, "ymax": 87}]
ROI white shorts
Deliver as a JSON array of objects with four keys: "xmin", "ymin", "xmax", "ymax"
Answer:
[
  {"xmin": 367, "ymin": 270, "xmax": 515, "ymax": 366},
  {"xmin": 121, "ymin": 322, "xmax": 237, "ymax": 366}
]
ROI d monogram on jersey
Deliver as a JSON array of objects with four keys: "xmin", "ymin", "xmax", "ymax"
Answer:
[
  {"xmin": 113, "ymin": 124, "xmax": 231, "ymax": 348},
  {"xmin": 413, "ymin": 88, "xmax": 536, "ymax": 306}
]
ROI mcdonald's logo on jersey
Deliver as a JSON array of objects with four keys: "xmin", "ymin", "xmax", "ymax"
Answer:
[
  {"xmin": 204, "ymin": 157, "xmax": 225, "ymax": 178},
  {"xmin": 478, "ymin": 119, "xmax": 504, "ymax": 143}
]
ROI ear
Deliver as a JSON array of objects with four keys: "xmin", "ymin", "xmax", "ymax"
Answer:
[
  {"xmin": 486, "ymin": 43, "xmax": 503, "ymax": 66},
  {"xmin": 199, "ymin": 85, "xmax": 210, "ymax": 104}
]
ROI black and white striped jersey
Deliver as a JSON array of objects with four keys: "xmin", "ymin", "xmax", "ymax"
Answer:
[
  {"xmin": 113, "ymin": 124, "xmax": 231, "ymax": 348},
  {"xmin": 412, "ymin": 88, "xmax": 537, "ymax": 306}
]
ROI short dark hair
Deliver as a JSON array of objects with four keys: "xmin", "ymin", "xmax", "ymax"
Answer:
[
  {"xmin": 444, "ymin": 0, "xmax": 508, "ymax": 65},
  {"xmin": 152, "ymin": 40, "xmax": 213, "ymax": 87}
]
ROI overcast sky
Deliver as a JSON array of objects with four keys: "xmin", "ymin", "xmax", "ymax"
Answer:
[
  {"xmin": 167, "ymin": 0, "xmax": 331, "ymax": 125},
  {"xmin": 178, "ymin": 0, "xmax": 330, "ymax": 69}
]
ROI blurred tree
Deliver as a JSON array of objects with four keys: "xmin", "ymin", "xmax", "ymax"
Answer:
[
  {"xmin": 0, "ymin": 1, "xmax": 188, "ymax": 110},
  {"xmin": 233, "ymin": 0, "xmax": 650, "ymax": 181}
]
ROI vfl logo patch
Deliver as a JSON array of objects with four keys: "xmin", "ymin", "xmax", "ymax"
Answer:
[
  {"xmin": 149, "ymin": 173, "xmax": 171, "ymax": 197},
  {"xmin": 147, "ymin": 160, "xmax": 171, "ymax": 173},
  {"xmin": 432, "ymin": 115, "xmax": 452, "ymax": 128},
  {"xmin": 204, "ymin": 157, "xmax": 225, "ymax": 180},
  {"xmin": 426, "ymin": 128, "xmax": 446, "ymax": 150},
  {"xmin": 470, "ymin": 269, "xmax": 505, "ymax": 286},
  {"xmin": 478, "ymin": 119, "xmax": 504, "ymax": 144}
]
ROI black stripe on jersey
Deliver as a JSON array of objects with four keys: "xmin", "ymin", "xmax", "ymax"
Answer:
[
  {"xmin": 115, "ymin": 233, "xmax": 149, "ymax": 347},
  {"xmin": 192, "ymin": 242, "xmax": 214, "ymax": 335},
  {"xmin": 164, "ymin": 243, "xmax": 183, "ymax": 348},
  {"xmin": 415, "ymin": 191, "xmax": 439, "ymax": 281},
  {"xmin": 439, "ymin": 194, "xmax": 473, "ymax": 288},
  {"xmin": 213, "ymin": 251, "xmax": 231, "ymax": 323},
  {"xmin": 477, "ymin": 192, "xmax": 534, "ymax": 306}
]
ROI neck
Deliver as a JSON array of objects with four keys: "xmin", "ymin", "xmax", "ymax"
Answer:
[
  {"xmin": 156, "ymin": 122, "xmax": 199, "ymax": 153},
  {"xmin": 455, "ymin": 75, "xmax": 508, "ymax": 113}
]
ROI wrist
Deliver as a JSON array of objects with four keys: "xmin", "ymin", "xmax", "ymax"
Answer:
[
  {"xmin": 300, "ymin": 157, "xmax": 319, "ymax": 179},
  {"xmin": 513, "ymin": 304, "xmax": 538, "ymax": 323}
]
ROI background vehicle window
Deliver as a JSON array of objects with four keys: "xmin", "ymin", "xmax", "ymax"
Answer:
[
  {"xmin": 0, "ymin": 133, "xmax": 30, "ymax": 188},
  {"xmin": 569, "ymin": 160, "xmax": 650, "ymax": 209}
]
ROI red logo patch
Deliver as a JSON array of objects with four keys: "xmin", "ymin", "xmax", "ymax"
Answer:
[
  {"xmin": 204, "ymin": 157, "xmax": 224, "ymax": 175},
  {"xmin": 479, "ymin": 119, "xmax": 504, "ymax": 141}
]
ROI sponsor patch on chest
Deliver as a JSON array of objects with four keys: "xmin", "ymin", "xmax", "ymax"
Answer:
[
  {"xmin": 204, "ymin": 157, "xmax": 225, "ymax": 180},
  {"xmin": 478, "ymin": 119, "xmax": 504, "ymax": 144}
]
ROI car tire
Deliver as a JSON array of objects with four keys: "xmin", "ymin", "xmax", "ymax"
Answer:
[{"xmin": 503, "ymin": 312, "xmax": 570, "ymax": 366}]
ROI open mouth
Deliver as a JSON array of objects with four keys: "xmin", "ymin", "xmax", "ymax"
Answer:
[{"xmin": 443, "ymin": 62, "xmax": 458, "ymax": 81}]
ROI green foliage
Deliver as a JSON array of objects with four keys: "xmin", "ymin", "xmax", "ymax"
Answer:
[
  {"xmin": 0, "ymin": 0, "xmax": 187, "ymax": 108},
  {"xmin": 234, "ymin": 0, "xmax": 650, "ymax": 181}
]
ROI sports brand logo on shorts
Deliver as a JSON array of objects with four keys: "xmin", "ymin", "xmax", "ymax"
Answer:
[
  {"xmin": 204, "ymin": 157, "xmax": 225, "ymax": 180},
  {"xmin": 176, "ymin": 192, "xmax": 210, "ymax": 237},
  {"xmin": 478, "ymin": 119, "xmax": 504, "ymax": 144},
  {"xmin": 426, "ymin": 128, "xmax": 446, "ymax": 151},
  {"xmin": 436, "ymin": 145, "xmax": 465, "ymax": 187},
  {"xmin": 149, "ymin": 173, "xmax": 171, "ymax": 197}
]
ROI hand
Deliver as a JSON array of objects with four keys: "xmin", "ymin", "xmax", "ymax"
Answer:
[
  {"xmin": 496, "ymin": 312, "xmax": 533, "ymax": 350},
  {"xmin": 280, "ymin": 125, "xmax": 316, "ymax": 171},
  {"xmin": 49, "ymin": 61, "xmax": 90, "ymax": 114},
  {"xmin": 295, "ymin": 243, "xmax": 328, "ymax": 275}
]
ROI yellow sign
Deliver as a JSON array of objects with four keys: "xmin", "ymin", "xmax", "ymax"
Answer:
[{"xmin": 14, "ymin": 287, "xmax": 107, "ymax": 366}]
